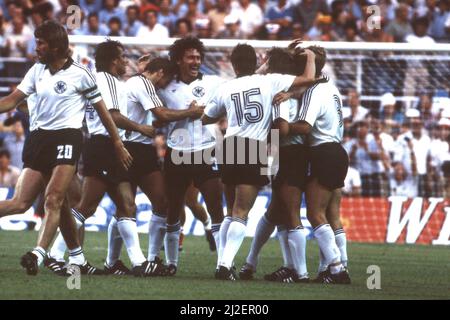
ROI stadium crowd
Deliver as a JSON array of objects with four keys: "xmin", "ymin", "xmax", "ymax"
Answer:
[{"xmin": 0, "ymin": 0, "xmax": 449, "ymax": 201}]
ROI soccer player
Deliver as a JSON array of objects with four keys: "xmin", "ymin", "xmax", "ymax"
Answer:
[
  {"xmin": 275, "ymin": 46, "xmax": 351, "ymax": 284},
  {"xmin": 157, "ymin": 36, "xmax": 226, "ymax": 274},
  {"xmin": 239, "ymin": 47, "xmax": 314, "ymax": 283},
  {"xmin": 202, "ymin": 43, "xmax": 316, "ymax": 280},
  {"xmin": 47, "ymin": 40, "xmax": 161, "ymax": 277},
  {"xmin": 0, "ymin": 21, "xmax": 131, "ymax": 275}
]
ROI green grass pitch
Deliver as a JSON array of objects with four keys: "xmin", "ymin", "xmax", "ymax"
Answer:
[{"xmin": 0, "ymin": 230, "xmax": 448, "ymax": 300}]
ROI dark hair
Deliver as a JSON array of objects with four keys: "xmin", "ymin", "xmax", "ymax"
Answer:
[
  {"xmin": 306, "ymin": 46, "xmax": 326, "ymax": 77},
  {"xmin": 94, "ymin": 40, "xmax": 124, "ymax": 72},
  {"xmin": 230, "ymin": 44, "xmax": 256, "ymax": 76},
  {"xmin": 175, "ymin": 18, "xmax": 193, "ymax": 32},
  {"xmin": 34, "ymin": 20, "xmax": 69, "ymax": 59},
  {"xmin": 169, "ymin": 36, "xmax": 205, "ymax": 63},
  {"xmin": 88, "ymin": 12, "xmax": 99, "ymax": 20},
  {"xmin": 126, "ymin": 5, "xmax": 139, "ymax": 14},
  {"xmin": 267, "ymin": 47, "xmax": 296, "ymax": 75},
  {"xmin": 0, "ymin": 148, "xmax": 11, "ymax": 159},
  {"xmin": 32, "ymin": 1, "xmax": 54, "ymax": 20},
  {"xmin": 145, "ymin": 57, "xmax": 177, "ymax": 77},
  {"xmin": 108, "ymin": 16, "xmax": 122, "ymax": 27}
]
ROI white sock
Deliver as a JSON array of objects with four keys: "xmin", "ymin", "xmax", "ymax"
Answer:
[
  {"xmin": 68, "ymin": 247, "xmax": 86, "ymax": 265},
  {"xmin": 106, "ymin": 216, "xmax": 123, "ymax": 267},
  {"xmin": 49, "ymin": 208, "xmax": 85, "ymax": 262},
  {"xmin": 211, "ymin": 223, "xmax": 221, "ymax": 255},
  {"xmin": 314, "ymin": 224, "xmax": 342, "ymax": 274},
  {"xmin": 220, "ymin": 218, "xmax": 247, "ymax": 269},
  {"xmin": 165, "ymin": 222, "xmax": 181, "ymax": 266},
  {"xmin": 334, "ymin": 228, "xmax": 348, "ymax": 268},
  {"xmin": 277, "ymin": 226, "xmax": 295, "ymax": 269},
  {"xmin": 217, "ymin": 216, "xmax": 232, "ymax": 268},
  {"xmin": 32, "ymin": 246, "xmax": 46, "ymax": 266},
  {"xmin": 318, "ymin": 248, "xmax": 328, "ymax": 273},
  {"xmin": 287, "ymin": 227, "xmax": 308, "ymax": 277},
  {"xmin": 203, "ymin": 215, "xmax": 212, "ymax": 230},
  {"xmin": 246, "ymin": 214, "xmax": 274, "ymax": 270},
  {"xmin": 147, "ymin": 213, "xmax": 166, "ymax": 262},
  {"xmin": 117, "ymin": 218, "xmax": 146, "ymax": 267}
]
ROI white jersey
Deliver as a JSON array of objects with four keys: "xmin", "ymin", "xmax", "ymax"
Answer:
[
  {"xmin": 85, "ymin": 72, "xmax": 127, "ymax": 139},
  {"xmin": 205, "ymin": 73, "xmax": 295, "ymax": 142},
  {"xmin": 125, "ymin": 74, "xmax": 163, "ymax": 144},
  {"xmin": 298, "ymin": 78, "xmax": 344, "ymax": 146},
  {"xmin": 274, "ymin": 98, "xmax": 305, "ymax": 146},
  {"xmin": 17, "ymin": 58, "xmax": 102, "ymax": 131},
  {"xmin": 158, "ymin": 74, "xmax": 224, "ymax": 152}
]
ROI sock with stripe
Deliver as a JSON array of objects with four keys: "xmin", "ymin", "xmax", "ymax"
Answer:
[
  {"xmin": 246, "ymin": 214, "xmax": 274, "ymax": 270},
  {"xmin": 313, "ymin": 224, "xmax": 343, "ymax": 274},
  {"xmin": 31, "ymin": 246, "xmax": 46, "ymax": 266},
  {"xmin": 106, "ymin": 216, "xmax": 123, "ymax": 267},
  {"xmin": 203, "ymin": 215, "xmax": 212, "ymax": 230},
  {"xmin": 277, "ymin": 225, "xmax": 295, "ymax": 269},
  {"xmin": 287, "ymin": 227, "xmax": 308, "ymax": 277},
  {"xmin": 49, "ymin": 208, "xmax": 86, "ymax": 262},
  {"xmin": 165, "ymin": 222, "xmax": 181, "ymax": 266},
  {"xmin": 117, "ymin": 217, "xmax": 146, "ymax": 267},
  {"xmin": 211, "ymin": 223, "xmax": 221, "ymax": 256},
  {"xmin": 217, "ymin": 216, "xmax": 232, "ymax": 268},
  {"xmin": 147, "ymin": 213, "xmax": 167, "ymax": 262},
  {"xmin": 334, "ymin": 228, "xmax": 348, "ymax": 268},
  {"xmin": 68, "ymin": 247, "xmax": 86, "ymax": 265},
  {"xmin": 220, "ymin": 218, "xmax": 247, "ymax": 269}
]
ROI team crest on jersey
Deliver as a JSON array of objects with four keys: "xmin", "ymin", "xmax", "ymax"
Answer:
[
  {"xmin": 192, "ymin": 86, "xmax": 205, "ymax": 97},
  {"xmin": 54, "ymin": 81, "xmax": 67, "ymax": 94}
]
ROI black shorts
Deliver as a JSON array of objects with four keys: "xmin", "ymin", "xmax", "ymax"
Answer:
[
  {"xmin": 220, "ymin": 136, "xmax": 269, "ymax": 187},
  {"xmin": 164, "ymin": 147, "xmax": 220, "ymax": 189},
  {"xmin": 273, "ymin": 144, "xmax": 308, "ymax": 190},
  {"xmin": 442, "ymin": 161, "xmax": 450, "ymax": 177},
  {"xmin": 82, "ymin": 135, "xmax": 128, "ymax": 185},
  {"xmin": 23, "ymin": 128, "xmax": 83, "ymax": 175},
  {"xmin": 308, "ymin": 142, "xmax": 349, "ymax": 190},
  {"xmin": 125, "ymin": 141, "xmax": 161, "ymax": 183}
]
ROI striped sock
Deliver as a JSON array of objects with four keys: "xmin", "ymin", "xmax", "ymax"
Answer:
[
  {"xmin": 334, "ymin": 228, "xmax": 348, "ymax": 268},
  {"xmin": 287, "ymin": 226, "xmax": 308, "ymax": 277},
  {"xmin": 68, "ymin": 247, "xmax": 86, "ymax": 265},
  {"xmin": 220, "ymin": 217, "xmax": 247, "ymax": 269},
  {"xmin": 165, "ymin": 221, "xmax": 181, "ymax": 266},
  {"xmin": 71, "ymin": 208, "xmax": 86, "ymax": 227},
  {"xmin": 314, "ymin": 224, "xmax": 342, "ymax": 273},
  {"xmin": 32, "ymin": 246, "xmax": 46, "ymax": 266},
  {"xmin": 117, "ymin": 217, "xmax": 146, "ymax": 267}
]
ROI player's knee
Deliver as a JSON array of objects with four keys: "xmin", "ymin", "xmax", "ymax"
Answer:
[
  {"xmin": 12, "ymin": 199, "xmax": 33, "ymax": 213},
  {"xmin": 44, "ymin": 193, "xmax": 65, "ymax": 212}
]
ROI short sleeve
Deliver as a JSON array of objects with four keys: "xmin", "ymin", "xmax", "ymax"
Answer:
[
  {"xmin": 135, "ymin": 76, "xmax": 163, "ymax": 111},
  {"xmin": 273, "ymin": 100, "xmax": 291, "ymax": 122},
  {"xmin": 17, "ymin": 63, "xmax": 38, "ymax": 96},
  {"xmin": 298, "ymin": 86, "xmax": 322, "ymax": 127},
  {"xmin": 205, "ymin": 94, "xmax": 225, "ymax": 119},
  {"xmin": 79, "ymin": 68, "xmax": 102, "ymax": 104},
  {"xmin": 96, "ymin": 73, "xmax": 119, "ymax": 110},
  {"xmin": 266, "ymin": 74, "xmax": 296, "ymax": 94}
]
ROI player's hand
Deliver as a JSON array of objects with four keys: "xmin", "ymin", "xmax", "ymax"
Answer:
[
  {"xmin": 188, "ymin": 100, "xmax": 205, "ymax": 120},
  {"xmin": 152, "ymin": 119, "xmax": 168, "ymax": 128},
  {"xmin": 288, "ymin": 38, "xmax": 303, "ymax": 51},
  {"xmin": 139, "ymin": 124, "xmax": 156, "ymax": 138},
  {"xmin": 114, "ymin": 141, "xmax": 133, "ymax": 170},
  {"xmin": 273, "ymin": 91, "xmax": 292, "ymax": 105}
]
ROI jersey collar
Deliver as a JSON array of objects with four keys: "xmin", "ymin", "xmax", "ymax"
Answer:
[
  {"xmin": 44, "ymin": 57, "xmax": 74, "ymax": 74},
  {"xmin": 176, "ymin": 72, "xmax": 203, "ymax": 84}
]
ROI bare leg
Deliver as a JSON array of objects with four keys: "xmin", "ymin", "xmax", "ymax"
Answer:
[{"xmin": 198, "ymin": 177, "xmax": 224, "ymax": 224}]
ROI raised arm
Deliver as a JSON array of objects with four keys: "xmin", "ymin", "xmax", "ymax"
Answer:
[
  {"xmin": 289, "ymin": 49, "xmax": 317, "ymax": 89},
  {"xmin": 0, "ymin": 89, "xmax": 27, "ymax": 114}
]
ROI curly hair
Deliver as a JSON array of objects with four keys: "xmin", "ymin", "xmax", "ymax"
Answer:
[
  {"xmin": 267, "ymin": 47, "xmax": 295, "ymax": 75},
  {"xmin": 306, "ymin": 45, "xmax": 326, "ymax": 77},
  {"xmin": 168, "ymin": 36, "xmax": 205, "ymax": 63},
  {"xmin": 94, "ymin": 40, "xmax": 124, "ymax": 72}
]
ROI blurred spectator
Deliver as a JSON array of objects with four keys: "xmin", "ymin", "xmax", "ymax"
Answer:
[
  {"xmin": 417, "ymin": 94, "xmax": 439, "ymax": 130},
  {"xmin": 124, "ymin": 5, "xmax": 143, "ymax": 37},
  {"xmin": 342, "ymin": 89, "xmax": 369, "ymax": 123},
  {"xmin": 230, "ymin": 0, "xmax": 264, "ymax": 38},
  {"xmin": 0, "ymin": 148, "xmax": 20, "ymax": 188},
  {"xmin": 405, "ymin": 16, "xmax": 435, "ymax": 43},
  {"xmin": 394, "ymin": 108, "xmax": 434, "ymax": 197},
  {"xmin": 294, "ymin": 0, "xmax": 328, "ymax": 32},
  {"xmin": 158, "ymin": 0, "xmax": 178, "ymax": 34},
  {"xmin": 173, "ymin": 18, "xmax": 193, "ymax": 37},
  {"xmin": 363, "ymin": 18, "xmax": 394, "ymax": 42},
  {"xmin": 265, "ymin": 0, "xmax": 295, "ymax": 39},
  {"xmin": 430, "ymin": 117, "xmax": 450, "ymax": 196},
  {"xmin": 79, "ymin": 0, "xmax": 102, "ymax": 15},
  {"xmin": 108, "ymin": 16, "xmax": 124, "ymax": 36},
  {"xmin": 371, "ymin": 117, "xmax": 396, "ymax": 161},
  {"xmin": 0, "ymin": 9, "xmax": 7, "ymax": 74},
  {"xmin": 291, "ymin": 22, "xmax": 309, "ymax": 40},
  {"xmin": 99, "ymin": 0, "xmax": 125, "ymax": 26},
  {"xmin": 4, "ymin": 13, "xmax": 33, "ymax": 58},
  {"xmin": 208, "ymin": 0, "xmax": 231, "ymax": 36},
  {"xmin": 307, "ymin": 13, "xmax": 336, "ymax": 41},
  {"xmin": 389, "ymin": 161, "xmax": 418, "ymax": 198},
  {"xmin": 344, "ymin": 120, "xmax": 389, "ymax": 197},
  {"xmin": 81, "ymin": 12, "xmax": 109, "ymax": 35},
  {"xmin": 379, "ymin": 92, "xmax": 404, "ymax": 135},
  {"xmin": 2, "ymin": 121, "xmax": 24, "ymax": 170},
  {"xmin": 195, "ymin": 17, "xmax": 212, "ymax": 37},
  {"xmin": 342, "ymin": 165, "xmax": 362, "ymax": 197},
  {"xmin": 342, "ymin": 19, "xmax": 362, "ymax": 42},
  {"xmin": 385, "ymin": 3, "xmax": 413, "ymax": 42},
  {"xmin": 217, "ymin": 14, "xmax": 245, "ymax": 38},
  {"xmin": 137, "ymin": 10, "xmax": 170, "ymax": 39},
  {"xmin": 428, "ymin": 0, "xmax": 449, "ymax": 42},
  {"xmin": 185, "ymin": 0, "xmax": 208, "ymax": 34}
]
